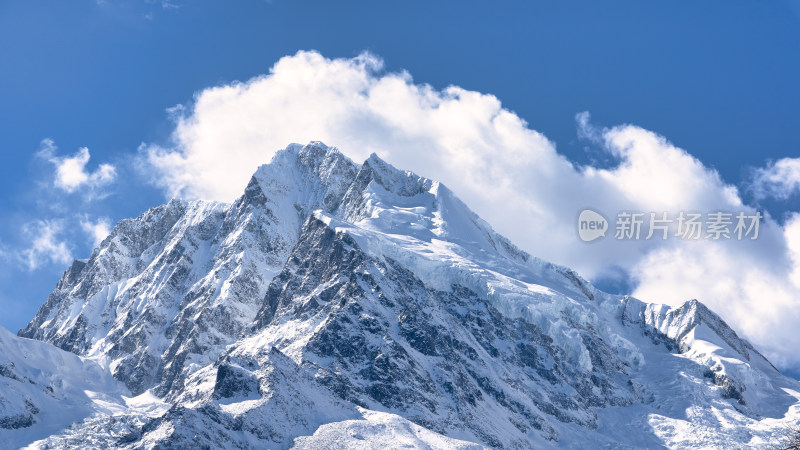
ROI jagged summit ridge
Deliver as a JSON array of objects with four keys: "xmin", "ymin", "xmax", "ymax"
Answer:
[
  {"xmin": 9, "ymin": 141, "xmax": 800, "ymax": 448},
  {"xmin": 19, "ymin": 142, "xmax": 362, "ymax": 397},
  {"xmin": 22, "ymin": 141, "xmax": 534, "ymax": 398}
]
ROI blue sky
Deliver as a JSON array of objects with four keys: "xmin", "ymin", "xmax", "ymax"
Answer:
[{"xmin": 2, "ymin": 1, "xmax": 800, "ymax": 370}]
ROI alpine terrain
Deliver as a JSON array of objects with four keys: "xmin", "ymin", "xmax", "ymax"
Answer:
[{"xmin": 2, "ymin": 142, "xmax": 799, "ymax": 449}]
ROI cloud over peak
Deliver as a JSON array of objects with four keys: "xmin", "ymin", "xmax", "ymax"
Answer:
[{"xmin": 140, "ymin": 50, "xmax": 800, "ymax": 372}]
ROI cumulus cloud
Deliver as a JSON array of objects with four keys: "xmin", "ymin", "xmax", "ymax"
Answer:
[
  {"xmin": 141, "ymin": 50, "xmax": 800, "ymax": 371},
  {"xmin": 20, "ymin": 220, "xmax": 72, "ymax": 270},
  {"xmin": 80, "ymin": 216, "xmax": 112, "ymax": 247},
  {"xmin": 750, "ymin": 157, "xmax": 800, "ymax": 200},
  {"xmin": 37, "ymin": 139, "xmax": 116, "ymax": 194}
]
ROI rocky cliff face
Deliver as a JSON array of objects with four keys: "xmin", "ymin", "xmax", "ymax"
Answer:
[
  {"xmin": 19, "ymin": 143, "xmax": 357, "ymax": 398},
  {"xmin": 9, "ymin": 142, "xmax": 800, "ymax": 448}
]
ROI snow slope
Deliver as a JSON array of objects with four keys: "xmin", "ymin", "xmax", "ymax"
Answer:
[{"xmin": 0, "ymin": 326, "xmax": 145, "ymax": 449}]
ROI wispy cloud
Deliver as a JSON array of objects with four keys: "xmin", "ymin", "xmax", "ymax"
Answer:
[
  {"xmin": 96, "ymin": 0, "xmax": 182, "ymax": 18},
  {"xmin": 80, "ymin": 216, "xmax": 112, "ymax": 247},
  {"xmin": 160, "ymin": 1, "xmax": 181, "ymax": 10},
  {"xmin": 20, "ymin": 220, "xmax": 72, "ymax": 270},
  {"xmin": 2, "ymin": 215, "xmax": 110, "ymax": 272},
  {"xmin": 575, "ymin": 111, "xmax": 603, "ymax": 143},
  {"xmin": 750, "ymin": 157, "xmax": 800, "ymax": 200},
  {"xmin": 0, "ymin": 140, "xmax": 119, "ymax": 273},
  {"xmin": 37, "ymin": 139, "xmax": 116, "ymax": 194}
]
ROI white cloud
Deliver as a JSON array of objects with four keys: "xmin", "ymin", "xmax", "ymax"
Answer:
[
  {"xmin": 80, "ymin": 216, "xmax": 112, "ymax": 247},
  {"xmin": 37, "ymin": 139, "xmax": 117, "ymax": 193},
  {"xmin": 786, "ymin": 213, "xmax": 800, "ymax": 288},
  {"xmin": 5, "ymin": 215, "xmax": 109, "ymax": 271},
  {"xmin": 750, "ymin": 157, "xmax": 800, "ymax": 200},
  {"xmin": 142, "ymin": 50, "xmax": 800, "ymax": 371},
  {"xmin": 20, "ymin": 220, "xmax": 72, "ymax": 270},
  {"xmin": 160, "ymin": 1, "xmax": 180, "ymax": 9}
]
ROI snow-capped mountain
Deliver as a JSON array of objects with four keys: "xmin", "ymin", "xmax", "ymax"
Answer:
[
  {"xmin": 19, "ymin": 144, "xmax": 357, "ymax": 399},
  {"xmin": 5, "ymin": 142, "xmax": 800, "ymax": 448}
]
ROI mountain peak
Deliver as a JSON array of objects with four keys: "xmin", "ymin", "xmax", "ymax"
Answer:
[
  {"xmin": 9, "ymin": 141, "xmax": 800, "ymax": 449},
  {"xmin": 360, "ymin": 151, "xmax": 434, "ymax": 197}
]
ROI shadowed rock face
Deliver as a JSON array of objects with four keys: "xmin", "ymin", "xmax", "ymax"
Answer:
[
  {"xmin": 0, "ymin": 397, "xmax": 38, "ymax": 431},
  {"xmin": 0, "ymin": 414, "xmax": 35, "ymax": 430},
  {"xmin": 13, "ymin": 142, "xmax": 800, "ymax": 449},
  {"xmin": 212, "ymin": 362, "xmax": 261, "ymax": 400},
  {"xmin": 243, "ymin": 216, "xmax": 638, "ymax": 446}
]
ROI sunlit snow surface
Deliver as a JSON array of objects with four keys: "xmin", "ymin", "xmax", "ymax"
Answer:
[{"xmin": 3, "ymin": 143, "xmax": 799, "ymax": 448}]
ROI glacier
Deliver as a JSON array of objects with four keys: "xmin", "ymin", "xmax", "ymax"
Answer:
[{"xmin": 3, "ymin": 142, "xmax": 799, "ymax": 448}]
